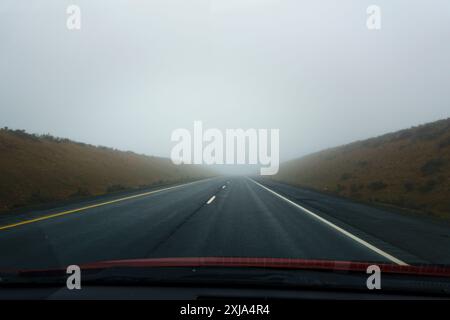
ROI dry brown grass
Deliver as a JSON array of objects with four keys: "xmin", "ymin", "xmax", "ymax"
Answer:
[
  {"xmin": 0, "ymin": 129, "xmax": 214, "ymax": 212},
  {"xmin": 273, "ymin": 118, "xmax": 450, "ymax": 218}
]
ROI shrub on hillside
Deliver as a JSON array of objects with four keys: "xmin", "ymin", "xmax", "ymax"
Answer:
[
  {"xmin": 421, "ymin": 159, "xmax": 445, "ymax": 175},
  {"xmin": 367, "ymin": 181, "xmax": 387, "ymax": 191},
  {"xmin": 403, "ymin": 181, "xmax": 415, "ymax": 192},
  {"xmin": 419, "ymin": 180, "xmax": 437, "ymax": 193},
  {"xmin": 106, "ymin": 185, "xmax": 127, "ymax": 193}
]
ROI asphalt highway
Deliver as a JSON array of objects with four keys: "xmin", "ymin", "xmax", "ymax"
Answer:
[{"xmin": 1, "ymin": 176, "xmax": 449, "ymax": 270}]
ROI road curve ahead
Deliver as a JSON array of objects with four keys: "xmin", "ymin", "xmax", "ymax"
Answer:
[{"xmin": 1, "ymin": 176, "xmax": 449, "ymax": 270}]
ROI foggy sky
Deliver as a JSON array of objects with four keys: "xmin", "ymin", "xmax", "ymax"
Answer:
[{"xmin": 1, "ymin": 0, "xmax": 450, "ymax": 169}]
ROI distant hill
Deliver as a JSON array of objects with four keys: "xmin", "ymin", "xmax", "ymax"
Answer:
[
  {"xmin": 273, "ymin": 118, "xmax": 450, "ymax": 218},
  {"xmin": 0, "ymin": 128, "xmax": 214, "ymax": 212}
]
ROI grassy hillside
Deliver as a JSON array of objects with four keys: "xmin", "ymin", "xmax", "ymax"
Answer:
[
  {"xmin": 274, "ymin": 118, "xmax": 450, "ymax": 218},
  {"xmin": 0, "ymin": 128, "xmax": 214, "ymax": 212}
]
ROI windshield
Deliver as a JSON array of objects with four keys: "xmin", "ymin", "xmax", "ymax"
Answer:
[{"xmin": 1, "ymin": 0, "xmax": 450, "ymax": 299}]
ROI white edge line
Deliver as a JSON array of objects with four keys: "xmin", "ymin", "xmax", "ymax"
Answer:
[
  {"xmin": 207, "ymin": 195, "xmax": 216, "ymax": 204},
  {"xmin": 249, "ymin": 178, "xmax": 409, "ymax": 266}
]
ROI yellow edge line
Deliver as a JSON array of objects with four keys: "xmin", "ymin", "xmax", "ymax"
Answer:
[{"xmin": 0, "ymin": 180, "xmax": 201, "ymax": 231}]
